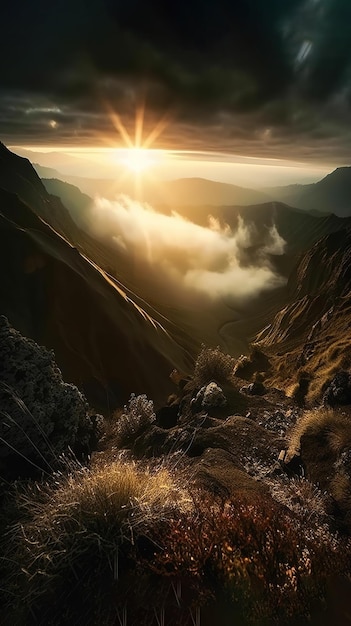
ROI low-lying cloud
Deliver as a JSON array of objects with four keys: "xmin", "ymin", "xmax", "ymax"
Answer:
[{"xmin": 91, "ymin": 195, "xmax": 286, "ymax": 303}]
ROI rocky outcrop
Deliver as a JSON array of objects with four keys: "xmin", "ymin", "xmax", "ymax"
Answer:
[
  {"xmin": 191, "ymin": 382, "xmax": 227, "ymax": 411},
  {"xmin": 0, "ymin": 317, "xmax": 101, "ymax": 478}
]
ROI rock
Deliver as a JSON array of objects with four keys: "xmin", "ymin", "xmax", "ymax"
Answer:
[
  {"xmin": 133, "ymin": 425, "xmax": 169, "ymax": 457},
  {"xmin": 202, "ymin": 382, "xmax": 227, "ymax": 407},
  {"xmin": 192, "ymin": 382, "xmax": 227, "ymax": 410},
  {"xmin": 193, "ymin": 448, "xmax": 269, "ymax": 499},
  {"xmin": 0, "ymin": 316, "xmax": 100, "ymax": 478},
  {"xmin": 188, "ymin": 416, "xmax": 285, "ymax": 467},
  {"xmin": 240, "ymin": 385, "xmax": 249, "ymax": 394},
  {"xmin": 323, "ymin": 370, "xmax": 351, "ymax": 406}
]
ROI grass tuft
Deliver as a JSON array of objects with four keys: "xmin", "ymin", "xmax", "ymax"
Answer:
[
  {"xmin": 193, "ymin": 345, "xmax": 235, "ymax": 388},
  {"xmin": 1, "ymin": 459, "xmax": 190, "ymax": 624}
]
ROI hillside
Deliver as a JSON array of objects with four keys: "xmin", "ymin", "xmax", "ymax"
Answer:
[
  {"xmin": 41, "ymin": 177, "xmax": 93, "ymax": 231},
  {"xmin": 265, "ymin": 167, "xmax": 351, "ymax": 217},
  {"xmin": 0, "ymin": 187, "xmax": 194, "ymax": 409},
  {"xmin": 256, "ymin": 227, "xmax": 351, "ymax": 400}
]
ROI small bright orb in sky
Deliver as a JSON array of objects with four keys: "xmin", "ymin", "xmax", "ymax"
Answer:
[{"xmin": 120, "ymin": 148, "xmax": 156, "ymax": 173}]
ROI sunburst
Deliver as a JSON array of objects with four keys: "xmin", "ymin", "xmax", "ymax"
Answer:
[
  {"xmin": 106, "ymin": 99, "xmax": 171, "ymax": 161},
  {"xmin": 94, "ymin": 97, "xmax": 174, "ymax": 199}
]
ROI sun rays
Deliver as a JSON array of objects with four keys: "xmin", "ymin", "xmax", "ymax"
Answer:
[{"xmin": 92, "ymin": 99, "xmax": 175, "ymax": 199}]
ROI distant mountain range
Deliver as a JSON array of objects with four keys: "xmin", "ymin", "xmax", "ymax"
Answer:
[
  {"xmin": 34, "ymin": 161, "xmax": 351, "ymax": 217},
  {"xmin": 34, "ymin": 164, "xmax": 270, "ymax": 208}
]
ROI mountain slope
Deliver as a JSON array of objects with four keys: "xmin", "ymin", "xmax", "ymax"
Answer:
[
  {"xmin": 256, "ymin": 227, "xmax": 351, "ymax": 400},
  {"xmin": 41, "ymin": 177, "xmax": 93, "ymax": 230},
  {"xmin": 0, "ymin": 186, "xmax": 194, "ymax": 410},
  {"xmin": 0, "ymin": 142, "xmax": 90, "ymax": 244},
  {"xmin": 156, "ymin": 177, "xmax": 270, "ymax": 207},
  {"xmin": 265, "ymin": 167, "xmax": 351, "ymax": 217}
]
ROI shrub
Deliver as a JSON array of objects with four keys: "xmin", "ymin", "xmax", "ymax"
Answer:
[
  {"xmin": 287, "ymin": 408, "xmax": 351, "ymax": 526},
  {"xmin": 116, "ymin": 393, "xmax": 156, "ymax": 448},
  {"xmin": 1, "ymin": 460, "xmax": 190, "ymax": 625},
  {"xmin": 151, "ymin": 493, "xmax": 351, "ymax": 625},
  {"xmin": 2, "ymin": 466, "xmax": 351, "ymax": 626},
  {"xmin": 288, "ymin": 408, "xmax": 351, "ymax": 458},
  {"xmin": 193, "ymin": 345, "xmax": 235, "ymax": 388}
]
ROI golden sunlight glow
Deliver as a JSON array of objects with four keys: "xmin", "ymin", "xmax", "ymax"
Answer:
[{"xmin": 120, "ymin": 148, "xmax": 156, "ymax": 173}]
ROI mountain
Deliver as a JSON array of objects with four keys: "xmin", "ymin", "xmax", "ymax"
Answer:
[
  {"xmin": 41, "ymin": 177, "xmax": 93, "ymax": 231},
  {"xmin": 265, "ymin": 167, "xmax": 351, "ymax": 217},
  {"xmin": 4, "ymin": 141, "xmax": 351, "ymax": 409},
  {"xmin": 0, "ymin": 145, "xmax": 195, "ymax": 409},
  {"xmin": 34, "ymin": 164, "xmax": 270, "ymax": 207},
  {"xmin": 152, "ymin": 177, "xmax": 270, "ymax": 207},
  {"xmin": 33, "ymin": 163, "xmax": 62, "ymax": 179},
  {"xmin": 37, "ymin": 170, "xmax": 351, "ymax": 267},
  {"xmin": 0, "ymin": 142, "xmax": 90, "ymax": 244},
  {"xmin": 256, "ymin": 226, "xmax": 351, "ymax": 400}
]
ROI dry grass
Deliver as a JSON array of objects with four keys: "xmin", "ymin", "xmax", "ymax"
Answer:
[
  {"xmin": 266, "ymin": 331, "xmax": 351, "ymax": 404},
  {"xmin": 269, "ymin": 477, "xmax": 331, "ymax": 526},
  {"xmin": 289, "ymin": 408, "xmax": 351, "ymax": 456},
  {"xmin": 2, "ymin": 455, "xmax": 351, "ymax": 625},
  {"xmin": 286, "ymin": 408, "xmax": 351, "ymax": 528},
  {"xmin": 193, "ymin": 345, "xmax": 235, "ymax": 388},
  {"xmin": 1, "ymin": 459, "xmax": 191, "ymax": 624}
]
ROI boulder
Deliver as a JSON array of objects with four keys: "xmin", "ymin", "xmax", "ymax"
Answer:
[{"xmin": 191, "ymin": 382, "xmax": 227, "ymax": 411}]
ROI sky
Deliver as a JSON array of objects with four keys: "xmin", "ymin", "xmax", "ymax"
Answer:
[{"xmin": 2, "ymin": 0, "xmax": 351, "ymax": 184}]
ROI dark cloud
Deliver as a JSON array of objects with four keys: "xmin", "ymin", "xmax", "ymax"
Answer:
[{"xmin": 1, "ymin": 0, "xmax": 351, "ymax": 161}]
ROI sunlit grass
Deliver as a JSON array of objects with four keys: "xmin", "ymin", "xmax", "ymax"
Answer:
[{"xmin": 2, "ymin": 457, "xmax": 351, "ymax": 625}]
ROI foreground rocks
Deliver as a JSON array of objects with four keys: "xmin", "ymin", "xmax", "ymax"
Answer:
[{"xmin": 0, "ymin": 316, "xmax": 101, "ymax": 478}]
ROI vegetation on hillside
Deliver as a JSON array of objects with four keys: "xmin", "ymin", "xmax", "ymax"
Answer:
[
  {"xmin": 2, "ymin": 457, "xmax": 350, "ymax": 626},
  {"xmin": 2, "ymin": 340, "xmax": 351, "ymax": 625}
]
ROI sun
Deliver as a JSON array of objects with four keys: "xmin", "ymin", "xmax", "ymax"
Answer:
[{"xmin": 121, "ymin": 148, "xmax": 155, "ymax": 173}]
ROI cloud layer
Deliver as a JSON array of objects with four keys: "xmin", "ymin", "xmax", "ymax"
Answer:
[
  {"xmin": 2, "ymin": 1, "xmax": 351, "ymax": 162},
  {"xmin": 91, "ymin": 195, "xmax": 286, "ymax": 303}
]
